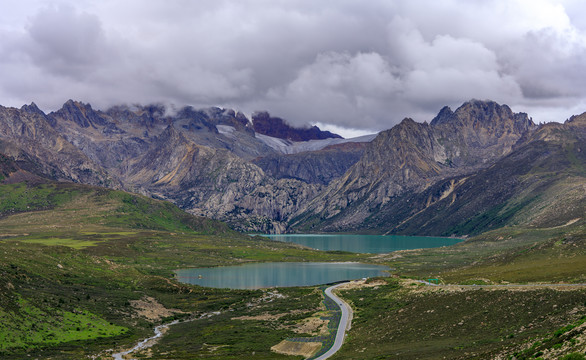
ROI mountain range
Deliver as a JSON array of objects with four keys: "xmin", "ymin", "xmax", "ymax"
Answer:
[{"xmin": 0, "ymin": 99, "xmax": 583, "ymax": 235}]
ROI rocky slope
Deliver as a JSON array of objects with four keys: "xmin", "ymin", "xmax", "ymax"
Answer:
[
  {"xmin": 290, "ymin": 100, "xmax": 539, "ymax": 232},
  {"xmin": 0, "ymin": 104, "xmax": 112, "ymax": 186},
  {"xmin": 252, "ymin": 142, "xmax": 367, "ymax": 185},
  {"xmin": 48, "ymin": 102, "xmax": 331, "ymax": 232},
  {"xmin": 0, "ymin": 98, "xmax": 582, "ymax": 235},
  {"xmin": 291, "ymin": 103, "xmax": 586, "ymax": 235},
  {"xmin": 0, "ymin": 100, "xmax": 347, "ymax": 233},
  {"xmin": 118, "ymin": 124, "xmax": 322, "ymax": 233},
  {"xmin": 300, "ymin": 118, "xmax": 585, "ymax": 235}
]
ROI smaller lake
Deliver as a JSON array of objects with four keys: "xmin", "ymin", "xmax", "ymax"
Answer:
[
  {"xmin": 260, "ymin": 234, "xmax": 462, "ymax": 254},
  {"xmin": 175, "ymin": 262, "xmax": 389, "ymax": 289}
]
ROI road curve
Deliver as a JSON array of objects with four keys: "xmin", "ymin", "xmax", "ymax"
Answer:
[{"xmin": 314, "ymin": 282, "xmax": 352, "ymax": 360}]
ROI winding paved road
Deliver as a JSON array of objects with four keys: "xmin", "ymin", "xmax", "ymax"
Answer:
[{"xmin": 314, "ymin": 282, "xmax": 352, "ymax": 360}]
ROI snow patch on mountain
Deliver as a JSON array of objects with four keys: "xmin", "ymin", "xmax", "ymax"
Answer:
[
  {"xmin": 216, "ymin": 125, "xmax": 238, "ymax": 140},
  {"xmin": 255, "ymin": 132, "xmax": 377, "ymax": 154}
]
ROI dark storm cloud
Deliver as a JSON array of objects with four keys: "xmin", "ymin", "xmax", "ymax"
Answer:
[{"xmin": 1, "ymin": 0, "xmax": 586, "ymax": 135}]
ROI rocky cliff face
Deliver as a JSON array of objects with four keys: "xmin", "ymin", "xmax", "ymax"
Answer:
[
  {"xmin": 120, "ymin": 124, "xmax": 265, "ymax": 213},
  {"xmin": 119, "ymin": 125, "xmax": 318, "ymax": 233},
  {"xmin": 430, "ymin": 100, "xmax": 535, "ymax": 167}
]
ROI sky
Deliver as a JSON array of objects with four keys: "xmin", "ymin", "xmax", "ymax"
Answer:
[{"xmin": 1, "ymin": 0, "xmax": 586, "ymax": 137}]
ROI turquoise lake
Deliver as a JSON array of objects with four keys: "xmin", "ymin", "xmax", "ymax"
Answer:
[
  {"xmin": 175, "ymin": 262, "xmax": 390, "ymax": 289},
  {"xmin": 260, "ymin": 234, "xmax": 462, "ymax": 253}
]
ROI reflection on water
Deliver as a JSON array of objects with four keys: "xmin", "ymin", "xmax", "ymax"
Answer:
[
  {"xmin": 175, "ymin": 262, "xmax": 389, "ymax": 289},
  {"xmin": 261, "ymin": 234, "xmax": 462, "ymax": 253}
]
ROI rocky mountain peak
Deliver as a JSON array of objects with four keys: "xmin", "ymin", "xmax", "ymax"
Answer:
[
  {"xmin": 456, "ymin": 99, "xmax": 510, "ymax": 114},
  {"xmin": 20, "ymin": 102, "xmax": 54, "ymax": 126},
  {"xmin": 428, "ymin": 100, "xmax": 535, "ymax": 146},
  {"xmin": 199, "ymin": 107, "xmax": 253, "ymax": 134},
  {"xmin": 396, "ymin": 117, "xmax": 420, "ymax": 128},
  {"xmin": 430, "ymin": 106, "xmax": 454, "ymax": 126},
  {"xmin": 252, "ymin": 111, "xmax": 342, "ymax": 141},
  {"xmin": 437, "ymin": 100, "xmax": 501, "ymax": 124},
  {"xmin": 159, "ymin": 124, "xmax": 186, "ymax": 143},
  {"xmin": 453, "ymin": 100, "xmax": 533, "ymax": 129},
  {"xmin": 51, "ymin": 100, "xmax": 110, "ymax": 128},
  {"xmin": 174, "ymin": 106, "xmax": 218, "ymax": 133},
  {"xmin": 567, "ymin": 112, "xmax": 586, "ymax": 127},
  {"xmin": 105, "ymin": 104, "xmax": 163, "ymax": 129},
  {"xmin": 20, "ymin": 102, "xmax": 45, "ymax": 116},
  {"xmin": 292, "ymin": 100, "xmax": 541, "ymax": 232}
]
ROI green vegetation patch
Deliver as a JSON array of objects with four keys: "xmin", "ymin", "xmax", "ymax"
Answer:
[
  {"xmin": 375, "ymin": 223, "xmax": 586, "ymax": 284},
  {"xmin": 18, "ymin": 237, "xmax": 101, "ymax": 249},
  {"xmin": 0, "ymin": 295, "xmax": 127, "ymax": 351},
  {"xmin": 0, "ymin": 182, "xmax": 81, "ymax": 214},
  {"xmin": 336, "ymin": 281, "xmax": 586, "ymax": 359},
  {"xmin": 149, "ymin": 287, "xmax": 323, "ymax": 359},
  {"xmin": 0, "ymin": 178, "xmax": 583, "ymax": 359},
  {"xmin": 511, "ymin": 315, "xmax": 586, "ymax": 359}
]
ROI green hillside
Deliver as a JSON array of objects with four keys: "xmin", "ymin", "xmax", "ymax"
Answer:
[
  {"xmin": 0, "ymin": 177, "xmax": 363, "ymax": 358},
  {"xmin": 0, "ymin": 152, "xmax": 584, "ymax": 358}
]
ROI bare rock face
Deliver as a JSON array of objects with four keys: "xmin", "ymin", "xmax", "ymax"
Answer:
[
  {"xmin": 121, "ymin": 125, "xmax": 265, "ymax": 211},
  {"xmin": 0, "ymin": 104, "xmax": 112, "ymax": 186},
  {"xmin": 116, "ymin": 125, "xmax": 315, "ymax": 233},
  {"xmin": 216, "ymin": 178, "xmax": 324, "ymax": 233},
  {"xmin": 430, "ymin": 100, "xmax": 535, "ymax": 167},
  {"xmin": 52, "ymin": 99, "xmax": 111, "ymax": 129}
]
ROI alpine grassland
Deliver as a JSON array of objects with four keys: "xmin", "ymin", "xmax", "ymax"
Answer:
[
  {"xmin": 0, "ymin": 179, "xmax": 364, "ymax": 359},
  {"xmin": 0, "ymin": 178, "xmax": 584, "ymax": 359}
]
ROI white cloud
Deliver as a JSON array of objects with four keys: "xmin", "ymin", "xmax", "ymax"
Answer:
[
  {"xmin": 264, "ymin": 52, "xmax": 401, "ymax": 129},
  {"xmin": 24, "ymin": 4, "xmax": 109, "ymax": 77},
  {"xmin": 1, "ymin": 0, "xmax": 586, "ymax": 131}
]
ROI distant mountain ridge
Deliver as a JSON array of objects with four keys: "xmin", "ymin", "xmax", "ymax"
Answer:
[
  {"xmin": 0, "ymin": 99, "xmax": 582, "ymax": 235},
  {"xmin": 251, "ymin": 111, "xmax": 342, "ymax": 141},
  {"xmin": 291, "ymin": 100, "xmax": 584, "ymax": 235},
  {"xmin": 0, "ymin": 100, "xmax": 353, "ymax": 232},
  {"xmin": 290, "ymin": 100, "xmax": 537, "ymax": 230}
]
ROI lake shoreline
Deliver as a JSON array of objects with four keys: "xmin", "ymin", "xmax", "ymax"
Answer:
[
  {"xmin": 258, "ymin": 233, "xmax": 463, "ymax": 254},
  {"xmin": 175, "ymin": 262, "xmax": 390, "ymax": 289}
]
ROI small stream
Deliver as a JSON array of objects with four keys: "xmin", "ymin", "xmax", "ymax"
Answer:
[{"xmin": 111, "ymin": 312, "xmax": 220, "ymax": 360}]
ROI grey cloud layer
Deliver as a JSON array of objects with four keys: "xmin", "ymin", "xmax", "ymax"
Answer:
[{"xmin": 1, "ymin": 0, "xmax": 586, "ymax": 133}]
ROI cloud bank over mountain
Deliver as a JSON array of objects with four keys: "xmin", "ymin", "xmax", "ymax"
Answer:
[{"xmin": 1, "ymin": 0, "xmax": 586, "ymax": 134}]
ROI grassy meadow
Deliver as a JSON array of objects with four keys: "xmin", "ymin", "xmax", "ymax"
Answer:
[{"xmin": 0, "ymin": 179, "xmax": 584, "ymax": 359}]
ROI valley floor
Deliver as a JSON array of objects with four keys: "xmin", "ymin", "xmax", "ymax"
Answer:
[{"xmin": 0, "ymin": 181, "xmax": 584, "ymax": 359}]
